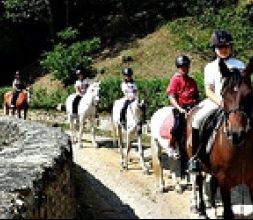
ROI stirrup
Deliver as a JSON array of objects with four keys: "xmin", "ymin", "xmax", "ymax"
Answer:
[{"xmin": 187, "ymin": 158, "xmax": 201, "ymax": 174}]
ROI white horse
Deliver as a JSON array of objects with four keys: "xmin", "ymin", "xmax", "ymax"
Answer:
[
  {"xmin": 150, "ymin": 106, "xmax": 186, "ymax": 193},
  {"xmin": 66, "ymin": 82, "xmax": 100, "ymax": 148},
  {"xmin": 112, "ymin": 98, "xmax": 149, "ymax": 174}
]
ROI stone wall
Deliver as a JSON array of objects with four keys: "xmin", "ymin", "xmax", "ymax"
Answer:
[{"xmin": 0, "ymin": 117, "xmax": 76, "ymax": 219}]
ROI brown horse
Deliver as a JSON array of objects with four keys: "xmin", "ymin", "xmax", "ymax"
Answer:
[
  {"xmin": 186, "ymin": 58, "xmax": 253, "ymax": 219},
  {"xmin": 3, "ymin": 88, "xmax": 31, "ymax": 120}
]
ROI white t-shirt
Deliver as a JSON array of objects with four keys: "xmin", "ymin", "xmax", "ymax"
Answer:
[
  {"xmin": 204, "ymin": 58, "xmax": 245, "ymax": 99},
  {"xmin": 121, "ymin": 81, "xmax": 138, "ymax": 100},
  {"xmin": 75, "ymin": 79, "xmax": 89, "ymax": 95}
]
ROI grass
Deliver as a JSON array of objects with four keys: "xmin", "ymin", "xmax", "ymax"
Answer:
[{"xmin": 94, "ymin": 26, "xmax": 207, "ymax": 80}]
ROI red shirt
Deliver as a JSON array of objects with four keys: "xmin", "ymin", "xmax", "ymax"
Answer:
[{"xmin": 167, "ymin": 73, "xmax": 198, "ymax": 106}]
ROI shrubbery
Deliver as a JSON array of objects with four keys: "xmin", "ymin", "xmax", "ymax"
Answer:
[
  {"xmin": 29, "ymin": 74, "xmax": 205, "ymax": 117},
  {"xmin": 168, "ymin": 5, "xmax": 253, "ymax": 62},
  {"xmin": 40, "ymin": 27, "xmax": 101, "ymax": 86}
]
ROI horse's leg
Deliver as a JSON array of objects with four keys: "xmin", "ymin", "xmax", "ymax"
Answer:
[
  {"xmin": 78, "ymin": 116, "xmax": 84, "ymax": 148},
  {"xmin": 137, "ymin": 134, "xmax": 148, "ymax": 175},
  {"xmin": 169, "ymin": 141, "xmax": 183, "ymax": 194},
  {"xmin": 12, "ymin": 107, "xmax": 15, "ymax": 117},
  {"xmin": 69, "ymin": 116, "xmax": 76, "ymax": 144},
  {"xmin": 23, "ymin": 107, "xmax": 28, "ymax": 120},
  {"xmin": 91, "ymin": 117, "xmax": 98, "ymax": 148},
  {"xmin": 118, "ymin": 125, "xmax": 125, "ymax": 170},
  {"xmin": 151, "ymin": 137, "xmax": 165, "ymax": 193},
  {"xmin": 220, "ymin": 186, "xmax": 234, "ymax": 219},
  {"xmin": 123, "ymin": 131, "xmax": 131, "ymax": 170},
  {"xmin": 4, "ymin": 103, "xmax": 9, "ymax": 116},
  {"xmin": 170, "ymin": 158, "xmax": 183, "ymax": 194},
  {"xmin": 190, "ymin": 173, "xmax": 199, "ymax": 214},
  {"xmin": 18, "ymin": 109, "xmax": 21, "ymax": 119},
  {"xmin": 196, "ymin": 174, "xmax": 207, "ymax": 218},
  {"xmin": 208, "ymin": 176, "xmax": 218, "ymax": 219},
  {"xmin": 112, "ymin": 119, "xmax": 118, "ymax": 148}
]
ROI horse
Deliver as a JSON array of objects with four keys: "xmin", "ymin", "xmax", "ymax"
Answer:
[
  {"xmin": 66, "ymin": 82, "xmax": 100, "ymax": 148},
  {"xmin": 150, "ymin": 106, "xmax": 188, "ymax": 193},
  {"xmin": 111, "ymin": 98, "xmax": 148, "ymax": 174},
  {"xmin": 186, "ymin": 58, "xmax": 253, "ymax": 219},
  {"xmin": 3, "ymin": 87, "xmax": 32, "ymax": 120}
]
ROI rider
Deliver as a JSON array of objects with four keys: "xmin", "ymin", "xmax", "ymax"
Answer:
[
  {"xmin": 167, "ymin": 55, "xmax": 199, "ymax": 157},
  {"xmin": 72, "ymin": 67, "xmax": 90, "ymax": 113},
  {"xmin": 10, "ymin": 70, "xmax": 25, "ymax": 108},
  {"xmin": 120, "ymin": 67, "xmax": 138, "ymax": 126},
  {"xmin": 75, "ymin": 68, "xmax": 89, "ymax": 96},
  {"xmin": 188, "ymin": 30, "xmax": 245, "ymax": 173}
]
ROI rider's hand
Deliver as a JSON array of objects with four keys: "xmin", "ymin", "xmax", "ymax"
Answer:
[{"xmin": 179, "ymin": 108, "xmax": 187, "ymax": 115}]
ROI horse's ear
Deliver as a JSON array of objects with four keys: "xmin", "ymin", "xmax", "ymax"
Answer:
[
  {"xmin": 243, "ymin": 57, "xmax": 253, "ymax": 77},
  {"xmin": 219, "ymin": 58, "xmax": 230, "ymax": 78}
]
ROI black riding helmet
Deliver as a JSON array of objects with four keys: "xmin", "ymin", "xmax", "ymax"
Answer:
[
  {"xmin": 122, "ymin": 67, "xmax": 133, "ymax": 77},
  {"xmin": 175, "ymin": 55, "xmax": 191, "ymax": 68},
  {"xmin": 210, "ymin": 30, "xmax": 233, "ymax": 48}
]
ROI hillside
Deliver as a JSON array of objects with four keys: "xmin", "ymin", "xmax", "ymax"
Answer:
[
  {"xmin": 94, "ymin": 26, "xmax": 207, "ymax": 80},
  {"xmin": 34, "ymin": 25, "xmax": 207, "ymax": 91}
]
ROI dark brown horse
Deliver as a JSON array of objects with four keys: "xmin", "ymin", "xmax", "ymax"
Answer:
[
  {"xmin": 3, "ymin": 88, "xmax": 31, "ymax": 120},
  {"xmin": 186, "ymin": 58, "xmax": 253, "ymax": 219}
]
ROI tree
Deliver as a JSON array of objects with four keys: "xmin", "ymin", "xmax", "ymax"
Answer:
[
  {"xmin": 40, "ymin": 27, "xmax": 101, "ymax": 85},
  {"xmin": 3, "ymin": 0, "xmax": 55, "ymax": 40}
]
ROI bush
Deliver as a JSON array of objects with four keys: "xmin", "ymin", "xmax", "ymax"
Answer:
[
  {"xmin": 0, "ymin": 87, "xmax": 12, "ymax": 106},
  {"xmin": 98, "ymin": 77, "xmax": 169, "ymax": 117},
  {"xmin": 30, "ymin": 86, "xmax": 73, "ymax": 109},
  {"xmin": 168, "ymin": 5, "xmax": 253, "ymax": 62},
  {"xmin": 40, "ymin": 27, "xmax": 101, "ymax": 85},
  {"xmin": 28, "ymin": 75, "xmax": 205, "ymax": 118}
]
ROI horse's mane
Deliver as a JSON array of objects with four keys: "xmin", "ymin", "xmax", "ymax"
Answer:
[{"xmin": 221, "ymin": 68, "xmax": 243, "ymax": 93}]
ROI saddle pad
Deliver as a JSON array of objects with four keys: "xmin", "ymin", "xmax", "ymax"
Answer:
[{"xmin": 159, "ymin": 110, "xmax": 175, "ymax": 140}]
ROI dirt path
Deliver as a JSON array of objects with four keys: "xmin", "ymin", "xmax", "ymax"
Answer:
[
  {"xmin": 72, "ymin": 135, "xmax": 194, "ymax": 219},
  {"xmin": 72, "ymin": 134, "xmax": 253, "ymax": 219}
]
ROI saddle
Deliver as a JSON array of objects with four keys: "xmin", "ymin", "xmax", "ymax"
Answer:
[{"xmin": 198, "ymin": 108, "xmax": 224, "ymax": 163}]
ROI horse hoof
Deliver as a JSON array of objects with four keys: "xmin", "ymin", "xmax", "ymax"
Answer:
[
  {"xmin": 156, "ymin": 187, "xmax": 165, "ymax": 194},
  {"xmin": 190, "ymin": 205, "xmax": 199, "ymax": 214},
  {"xmin": 143, "ymin": 168, "xmax": 149, "ymax": 175},
  {"xmin": 198, "ymin": 214, "xmax": 208, "ymax": 219},
  {"xmin": 175, "ymin": 185, "xmax": 183, "ymax": 194},
  {"xmin": 93, "ymin": 143, "xmax": 99, "ymax": 148}
]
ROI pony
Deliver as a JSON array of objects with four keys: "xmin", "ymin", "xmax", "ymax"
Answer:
[
  {"xmin": 186, "ymin": 58, "xmax": 253, "ymax": 219},
  {"xmin": 150, "ymin": 106, "xmax": 188, "ymax": 193},
  {"xmin": 66, "ymin": 82, "xmax": 100, "ymax": 148},
  {"xmin": 3, "ymin": 87, "xmax": 32, "ymax": 120},
  {"xmin": 112, "ymin": 98, "xmax": 148, "ymax": 174}
]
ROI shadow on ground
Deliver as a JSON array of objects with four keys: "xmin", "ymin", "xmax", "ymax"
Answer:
[{"xmin": 73, "ymin": 163, "xmax": 138, "ymax": 219}]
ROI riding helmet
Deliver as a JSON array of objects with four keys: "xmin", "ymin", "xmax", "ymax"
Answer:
[
  {"xmin": 175, "ymin": 55, "xmax": 191, "ymax": 68},
  {"xmin": 122, "ymin": 67, "xmax": 133, "ymax": 77},
  {"xmin": 210, "ymin": 30, "xmax": 233, "ymax": 48}
]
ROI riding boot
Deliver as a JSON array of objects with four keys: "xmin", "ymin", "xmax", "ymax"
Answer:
[
  {"xmin": 188, "ymin": 128, "xmax": 201, "ymax": 173},
  {"xmin": 120, "ymin": 100, "xmax": 129, "ymax": 127}
]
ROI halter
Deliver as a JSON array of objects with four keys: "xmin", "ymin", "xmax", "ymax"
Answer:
[{"xmin": 222, "ymin": 103, "xmax": 252, "ymax": 138}]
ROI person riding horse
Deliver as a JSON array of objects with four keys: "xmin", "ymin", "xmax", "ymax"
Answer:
[
  {"xmin": 188, "ymin": 30, "xmax": 245, "ymax": 173},
  {"xmin": 120, "ymin": 67, "xmax": 138, "ymax": 127},
  {"xmin": 167, "ymin": 55, "xmax": 199, "ymax": 158},
  {"xmin": 10, "ymin": 71, "xmax": 26, "ymax": 108},
  {"xmin": 72, "ymin": 67, "xmax": 90, "ymax": 114}
]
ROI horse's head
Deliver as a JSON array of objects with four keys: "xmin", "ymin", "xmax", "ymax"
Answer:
[
  {"xmin": 87, "ymin": 81, "xmax": 100, "ymax": 106},
  {"xmin": 26, "ymin": 86, "xmax": 33, "ymax": 103},
  {"xmin": 220, "ymin": 58, "xmax": 253, "ymax": 146}
]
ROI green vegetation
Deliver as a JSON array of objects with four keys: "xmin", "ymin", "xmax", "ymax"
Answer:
[{"xmin": 40, "ymin": 28, "xmax": 101, "ymax": 85}]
